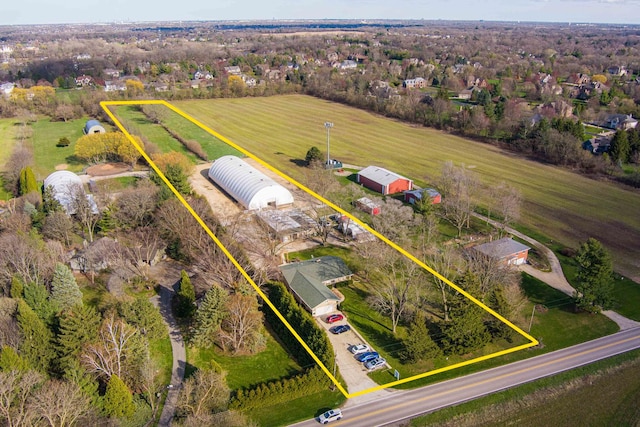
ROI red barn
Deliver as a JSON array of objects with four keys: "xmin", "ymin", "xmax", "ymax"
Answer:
[
  {"xmin": 404, "ymin": 188, "xmax": 441, "ymax": 205},
  {"xmin": 356, "ymin": 166, "xmax": 412, "ymax": 195}
]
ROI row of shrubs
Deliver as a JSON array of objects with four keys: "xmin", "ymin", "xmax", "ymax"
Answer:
[
  {"xmin": 228, "ymin": 282, "xmax": 337, "ymax": 410},
  {"xmin": 229, "ymin": 366, "xmax": 329, "ymax": 410},
  {"xmin": 263, "ymin": 281, "xmax": 334, "ymax": 367}
]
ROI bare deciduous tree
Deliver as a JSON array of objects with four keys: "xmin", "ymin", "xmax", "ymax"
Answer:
[
  {"xmin": 113, "ymin": 181, "xmax": 159, "ymax": 229},
  {"xmin": 30, "ymin": 379, "xmax": 92, "ymax": 427},
  {"xmin": 82, "ymin": 315, "xmax": 138, "ymax": 380},
  {"xmin": 371, "ymin": 198, "xmax": 415, "ymax": 244},
  {"xmin": 42, "ymin": 211, "xmax": 74, "ymax": 246},
  {"xmin": 0, "ymin": 232, "xmax": 62, "ymax": 289},
  {"xmin": 67, "ymin": 184, "xmax": 100, "ymax": 243},
  {"xmin": 426, "ymin": 247, "xmax": 463, "ymax": 322},
  {"xmin": 0, "ymin": 370, "xmax": 43, "ymax": 427},
  {"xmin": 369, "ymin": 253, "xmax": 421, "ymax": 334},
  {"xmin": 219, "ymin": 294, "xmax": 263, "ymax": 354},
  {"xmin": 439, "ymin": 162, "xmax": 479, "ymax": 237},
  {"xmin": 176, "ymin": 369, "xmax": 230, "ymax": 420}
]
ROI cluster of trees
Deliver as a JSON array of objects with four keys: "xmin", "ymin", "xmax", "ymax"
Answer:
[{"xmin": 74, "ymin": 132, "xmax": 142, "ymax": 167}]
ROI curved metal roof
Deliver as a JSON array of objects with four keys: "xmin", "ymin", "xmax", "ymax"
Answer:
[
  {"xmin": 43, "ymin": 171, "xmax": 84, "ymax": 213},
  {"xmin": 84, "ymin": 119, "xmax": 105, "ymax": 134},
  {"xmin": 208, "ymin": 156, "xmax": 293, "ymax": 210}
]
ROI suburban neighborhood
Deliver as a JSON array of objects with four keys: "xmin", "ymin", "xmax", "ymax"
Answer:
[{"xmin": 0, "ymin": 17, "xmax": 639, "ymax": 427}]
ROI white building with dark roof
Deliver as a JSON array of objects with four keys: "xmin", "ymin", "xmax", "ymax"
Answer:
[{"xmin": 208, "ymin": 155, "xmax": 294, "ymax": 210}]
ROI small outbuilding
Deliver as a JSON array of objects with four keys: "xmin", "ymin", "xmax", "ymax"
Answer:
[
  {"xmin": 84, "ymin": 119, "xmax": 106, "ymax": 135},
  {"xmin": 279, "ymin": 256, "xmax": 352, "ymax": 317},
  {"xmin": 472, "ymin": 237, "xmax": 531, "ymax": 266},
  {"xmin": 356, "ymin": 165, "xmax": 412, "ymax": 195},
  {"xmin": 354, "ymin": 197, "xmax": 381, "ymax": 215},
  {"xmin": 404, "ymin": 188, "xmax": 441, "ymax": 205},
  {"xmin": 208, "ymin": 155, "xmax": 294, "ymax": 210}
]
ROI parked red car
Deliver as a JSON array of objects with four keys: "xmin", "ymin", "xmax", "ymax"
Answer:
[{"xmin": 326, "ymin": 313, "xmax": 344, "ymax": 323}]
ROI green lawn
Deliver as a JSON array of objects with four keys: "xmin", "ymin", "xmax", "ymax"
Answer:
[
  {"xmin": 150, "ymin": 105, "xmax": 242, "ymax": 160},
  {"xmin": 112, "ymin": 106, "xmax": 197, "ymax": 162},
  {"xmin": 0, "ymin": 118, "xmax": 18, "ymax": 167},
  {"xmin": 248, "ymin": 389, "xmax": 346, "ymax": 427},
  {"xmin": 186, "ymin": 330, "xmax": 301, "ymax": 390},
  {"xmin": 31, "ymin": 117, "xmax": 96, "ymax": 178},
  {"xmin": 149, "ymin": 337, "xmax": 173, "ymax": 385},
  {"xmin": 175, "ymin": 95, "xmax": 640, "ymax": 280}
]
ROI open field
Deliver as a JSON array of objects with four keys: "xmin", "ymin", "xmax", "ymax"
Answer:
[
  {"xmin": 410, "ymin": 349, "xmax": 640, "ymax": 427},
  {"xmin": 175, "ymin": 95, "xmax": 640, "ymax": 280},
  {"xmin": 31, "ymin": 117, "xmax": 94, "ymax": 178}
]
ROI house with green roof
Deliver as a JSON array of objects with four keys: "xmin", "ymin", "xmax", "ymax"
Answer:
[{"xmin": 279, "ymin": 256, "xmax": 353, "ymax": 317}]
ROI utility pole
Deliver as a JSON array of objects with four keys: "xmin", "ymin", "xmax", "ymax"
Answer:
[{"xmin": 324, "ymin": 121, "xmax": 333, "ymax": 167}]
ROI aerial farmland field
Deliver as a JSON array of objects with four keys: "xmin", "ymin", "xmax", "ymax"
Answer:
[{"xmin": 175, "ymin": 95, "xmax": 640, "ymax": 280}]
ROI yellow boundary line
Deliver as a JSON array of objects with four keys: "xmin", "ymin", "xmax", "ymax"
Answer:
[{"xmin": 100, "ymin": 100, "xmax": 539, "ymax": 399}]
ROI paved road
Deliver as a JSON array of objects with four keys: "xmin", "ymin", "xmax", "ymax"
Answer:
[
  {"xmin": 151, "ymin": 284, "xmax": 186, "ymax": 427},
  {"xmin": 290, "ymin": 326, "xmax": 640, "ymax": 427}
]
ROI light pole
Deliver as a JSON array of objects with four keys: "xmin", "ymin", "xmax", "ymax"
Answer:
[{"xmin": 324, "ymin": 121, "xmax": 333, "ymax": 167}]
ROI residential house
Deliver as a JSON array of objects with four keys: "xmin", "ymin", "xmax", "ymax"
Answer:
[
  {"xmin": 0, "ymin": 82, "xmax": 15, "ymax": 97},
  {"xmin": 75, "ymin": 75, "xmax": 94, "ymax": 87},
  {"xmin": 224, "ymin": 65, "xmax": 242, "ymax": 75},
  {"xmin": 604, "ymin": 114, "xmax": 638, "ymax": 130},
  {"xmin": 403, "ymin": 77, "xmax": 427, "ymax": 89},
  {"xmin": 279, "ymin": 256, "xmax": 352, "ymax": 316},
  {"xmin": 104, "ymin": 80, "xmax": 126, "ymax": 92},
  {"xmin": 338, "ymin": 60, "xmax": 358, "ymax": 70},
  {"xmin": 472, "ymin": 237, "xmax": 531, "ymax": 266},
  {"xmin": 103, "ymin": 68, "xmax": 121, "ymax": 79},
  {"xmin": 607, "ymin": 65, "xmax": 627, "ymax": 77}
]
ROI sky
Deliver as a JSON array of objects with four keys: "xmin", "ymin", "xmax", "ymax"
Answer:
[{"xmin": 1, "ymin": 0, "xmax": 640, "ymax": 26}]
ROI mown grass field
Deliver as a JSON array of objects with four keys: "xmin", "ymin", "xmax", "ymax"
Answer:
[
  {"xmin": 175, "ymin": 95, "xmax": 640, "ymax": 280},
  {"xmin": 31, "ymin": 117, "xmax": 93, "ymax": 177}
]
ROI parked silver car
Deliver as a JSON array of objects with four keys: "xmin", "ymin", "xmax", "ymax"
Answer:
[{"xmin": 318, "ymin": 408, "xmax": 343, "ymax": 424}]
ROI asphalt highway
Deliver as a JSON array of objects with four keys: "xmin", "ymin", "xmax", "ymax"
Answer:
[{"xmin": 290, "ymin": 326, "xmax": 640, "ymax": 427}]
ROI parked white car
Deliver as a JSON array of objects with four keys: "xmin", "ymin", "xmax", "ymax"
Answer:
[
  {"xmin": 349, "ymin": 344, "xmax": 370, "ymax": 355},
  {"xmin": 318, "ymin": 408, "xmax": 343, "ymax": 424}
]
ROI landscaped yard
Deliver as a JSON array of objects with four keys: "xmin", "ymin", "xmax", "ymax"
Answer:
[
  {"xmin": 186, "ymin": 329, "xmax": 301, "ymax": 390},
  {"xmin": 175, "ymin": 95, "xmax": 640, "ymax": 280}
]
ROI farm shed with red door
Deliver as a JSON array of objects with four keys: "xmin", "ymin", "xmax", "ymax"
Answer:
[{"xmin": 356, "ymin": 166, "xmax": 412, "ymax": 195}]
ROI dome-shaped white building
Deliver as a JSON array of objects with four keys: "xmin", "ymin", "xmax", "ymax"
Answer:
[
  {"xmin": 43, "ymin": 171, "xmax": 92, "ymax": 214},
  {"xmin": 208, "ymin": 156, "xmax": 294, "ymax": 210}
]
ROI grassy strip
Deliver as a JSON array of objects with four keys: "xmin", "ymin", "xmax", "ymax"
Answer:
[
  {"xmin": 410, "ymin": 349, "xmax": 640, "ymax": 427},
  {"xmin": 113, "ymin": 106, "xmax": 197, "ymax": 162},
  {"xmin": 149, "ymin": 336, "xmax": 173, "ymax": 386},
  {"xmin": 247, "ymin": 389, "xmax": 346, "ymax": 427},
  {"xmin": 148, "ymin": 106, "xmax": 243, "ymax": 160},
  {"xmin": 175, "ymin": 95, "xmax": 640, "ymax": 278}
]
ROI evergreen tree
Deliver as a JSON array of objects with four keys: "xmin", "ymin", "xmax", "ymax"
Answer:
[
  {"xmin": 16, "ymin": 300, "xmax": 55, "ymax": 373},
  {"xmin": 10, "ymin": 276, "xmax": 24, "ymax": 299},
  {"xmin": 176, "ymin": 270, "xmax": 196, "ymax": 318},
  {"xmin": 305, "ymin": 146, "xmax": 322, "ymax": 165},
  {"xmin": 118, "ymin": 297, "xmax": 167, "ymax": 340},
  {"xmin": 19, "ymin": 166, "xmax": 38, "ymax": 196},
  {"xmin": 50, "ymin": 263, "xmax": 83, "ymax": 312},
  {"xmin": 442, "ymin": 273, "xmax": 490, "ymax": 355},
  {"xmin": 609, "ymin": 130, "xmax": 630, "ymax": 164},
  {"xmin": 103, "ymin": 374, "xmax": 135, "ymax": 418},
  {"xmin": 0, "ymin": 345, "xmax": 30, "ymax": 371},
  {"xmin": 42, "ymin": 185, "xmax": 63, "ymax": 214},
  {"xmin": 23, "ymin": 281, "xmax": 56, "ymax": 325},
  {"xmin": 191, "ymin": 285, "xmax": 228, "ymax": 348},
  {"xmin": 64, "ymin": 361, "xmax": 102, "ymax": 411},
  {"xmin": 574, "ymin": 238, "xmax": 614, "ymax": 312},
  {"xmin": 57, "ymin": 305, "xmax": 101, "ymax": 374},
  {"xmin": 401, "ymin": 312, "xmax": 441, "ymax": 363}
]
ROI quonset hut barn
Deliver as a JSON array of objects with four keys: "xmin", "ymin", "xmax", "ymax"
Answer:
[
  {"xmin": 43, "ymin": 170, "xmax": 97, "ymax": 214},
  {"xmin": 83, "ymin": 119, "xmax": 106, "ymax": 134},
  {"xmin": 208, "ymin": 155, "xmax": 294, "ymax": 210}
]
